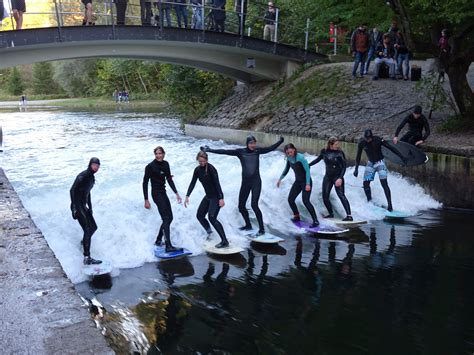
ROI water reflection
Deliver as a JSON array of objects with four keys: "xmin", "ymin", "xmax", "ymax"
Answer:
[{"xmin": 76, "ymin": 209, "xmax": 474, "ymax": 355}]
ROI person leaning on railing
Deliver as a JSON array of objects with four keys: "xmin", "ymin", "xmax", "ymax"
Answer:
[
  {"xmin": 140, "ymin": 0, "xmax": 153, "ymax": 25},
  {"xmin": 113, "ymin": 0, "xmax": 128, "ymax": 25},
  {"xmin": 212, "ymin": 0, "xmax": 226, "ymax": 32},
  {"xmin": 263, "ymin": 2, "xmax": 276, "ymax": 41}
]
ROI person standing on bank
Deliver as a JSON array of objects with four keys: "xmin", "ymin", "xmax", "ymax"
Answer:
[
  {"xmin": 202, "ymin": 135, "xmax": 284, "ymax": 236},
  {"xmin": 70, "ymin": 157, "xmax": 102, "ymax": 265},
  {"xmin": 393, "ymin": 105, "xmax": 430, "ymax": 146},
  {"xmin": 143, "ymin": 146, "xmax": 183, "ymax": 252},
  {"xmin": 354, "ymin": 129, "xmax": 406, "ymax": 212},
  {"xmin": 185, "ymin": 151, "xmax": 229, "ymax": 248},
  {"xmin": 277, "ymin": 143, "xmax": 319, "ymax": 227},
  {"xmin": 263, "ymin": 2, "xmax": 276, "ymax": 41},
  {"xmin": 310, "ymin": 137, "xmax": 353, "ymax": 221}
]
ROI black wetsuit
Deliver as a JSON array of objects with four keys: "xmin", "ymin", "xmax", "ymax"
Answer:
[
  {"xmin": 70, "ymin": 167, "xmax": 97, "ymax": 257},
  {"xmin": 186, "ymin": 163, "xmax": 227, "ymax": 243},
  {"xmin": 206, "ymin": 137, "xmax": 283, "ymax": 232},
  {"xmin": 143, "ymin": 159, "xmax": 178, "ymax": 246},
  {"xmin": 394, "ymin": 113, "xmax": 430, "ymax": 145},
  {"xmin": 355, "ymin": 136, "xmax": 404, "ymax": 210},
  {"xmin": 310, "ymin": 149, "xmax": 351, "ymax": 217},
  {"xmin": 280, "ymin": 153, "xmax": 318, "ymax": 224}
]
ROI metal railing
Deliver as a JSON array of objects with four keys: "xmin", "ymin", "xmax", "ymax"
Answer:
[{"xmin": 0, "ymin": 0, "xmax": 317, "ymax": 50}]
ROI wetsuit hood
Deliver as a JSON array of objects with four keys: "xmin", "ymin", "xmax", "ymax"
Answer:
[
  {"xmin": 413, "ymin": 105, "xmax": 422, "ymax": 114},
  {"xmin": 364, "ymin": 129, "xmax": 373, "ymax": 139},
  {"xmin": 246, "ymin": 135, "xmax": 257, "ymax": 147},
  {"xmin": 89, "ymin": 157, "xmax": 101, "ymax": 167}
]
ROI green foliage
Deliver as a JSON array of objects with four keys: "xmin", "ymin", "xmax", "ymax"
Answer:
[
  {"xmin": 438, "ymin": 114, "xmax": 474, "ymax": 133},
  {"xmin": 53, "ymin": 60, "xmax": 98, "ymax": 97},
  {"xmin": 415, "ymin": 73, "xmax": 458, "ymax": 115},
  {"xmin": 7, "ymin": 68, "xmax": 25, "ymax": 96},
  {"xmin": 32, "ymin": 62, "xmax": 60, "ymax": 95},
  {"xmin": 159, "ymin": 65, "xmax": 235, "ymax": 120}
]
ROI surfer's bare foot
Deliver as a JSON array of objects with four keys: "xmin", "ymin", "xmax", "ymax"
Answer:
[
  {"xmin": 215, "ymin": 241, "xmax": 229, "ymax": 248},
  {"xmin": 239, "ymin": 225, "xmax": 252, "ymax": 231},
  {"xmin": 343, "ymin": 216, "xmax": 353, "ymax": 221},
  {"xmin": 84, "ymin": 256, "xmax": 102, "ymax": 265}
]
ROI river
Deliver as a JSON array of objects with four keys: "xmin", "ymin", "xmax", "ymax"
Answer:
[{"xmin": 1, "ymin": 110, "xmax": 473, "ymax": 354}]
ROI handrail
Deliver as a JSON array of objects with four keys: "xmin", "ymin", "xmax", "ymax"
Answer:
[{"xmin": 0, "ymin": 0, "xmax": 314, "ymax": 51}]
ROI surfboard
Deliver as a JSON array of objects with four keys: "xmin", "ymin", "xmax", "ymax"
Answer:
[
  {"xmin": 154, "ymin": 246, "xmax": 192, "ymax": 259},
  {"xmin": 331, "ymin": 218, "xmax": 367, "ymax": 226},
  {"xmin": 382, "ymin": 141, "xmax": 428, "ymax": 166},
  {"xmin": 83, "ymin": 260, "xmax": 113, "ymax": 276},
  {"xmin": 246, "ymin": 233, "xmax": 284, "ymax": 244},
  {"xmin": 203, "ymin": 242, "xmax": 244, "ymax": 255},
  {"xmin": 293, "ymin": 220, "xmax": 349, "ymax": 234},
  {"xmin": 384, "ymin": 210, "xmax": 418, "ymax": 219}
]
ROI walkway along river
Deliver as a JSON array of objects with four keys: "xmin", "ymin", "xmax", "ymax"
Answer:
[{"xmin": 1, "ymin": 110, "xmax": 474, "ymax": 353}]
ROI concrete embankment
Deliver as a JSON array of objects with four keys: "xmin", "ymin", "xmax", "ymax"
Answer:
[{"xmin": 0, "ymin": 169, "xmax": 113, "ymax": 354}]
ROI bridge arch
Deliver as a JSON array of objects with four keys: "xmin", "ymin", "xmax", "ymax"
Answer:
[{"xmin": 0, "ymin": 26, "xmax": 325, "ymax": 82}]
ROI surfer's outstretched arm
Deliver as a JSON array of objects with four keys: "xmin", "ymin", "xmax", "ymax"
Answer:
[
  {"xmin": 258, "ymin": 136, "xmax": 284, "ymax": 154},
  {"xmin": 394, "ymin": 116, "xmax": 408, "ymax": 138},
  {"xmin": 203, "ymin": 146, "xmax": 240, "ymax": 156}
]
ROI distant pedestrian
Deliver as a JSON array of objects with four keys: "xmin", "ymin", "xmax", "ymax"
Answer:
[
  {"xmin": 263, "ymin": 2, "xmax": 276, "ymax": 41},
  {"xmin": 364, "ymin": 26, "xmax": 382, "ymax": 75},
  {"xmin": 394, "ymin": 31, "xmax": 410, "ymax": 80},
  {"xmin": 113, "ymin": 89, "xmax": 119, "ymax": 103},
  {"xmin": 174, "ymin": 0, "xmax": 188, "ymax": 28},
  {"xmin": 350, "ymin": 23, "xmax": 369, "ymax": 78},
  {"xmin": 212, "ymin": 0, "xmax": 226, "ymax": 32},
  {"xmin": 156, "ymin": 1, "xmax": 172, "ymax": 27},
  {"xmin": 113, "ymin": 0, "xmax": 127, "ymax": 25},
  {"xmin": 81, "ymin": 0, "xmax": 94, "ymax": 26},
  {"xmin": 19, "ymin": 94, "xmax": 27, "ymax": 106},
  {"xmin": 11, "ymin": 0, "xmax": 26, "ymax": 30},
  {"xmin": 1, "ymin": 1, "xmax": 8, "ymax": 26},
  {"xmin": 140, "ymin": 0, "xmax": 152, "ymax": 25},
  {"xmin": 190, "ymin": 0, "xmax": 203, "ymax": 29},
  {"xmin": 438, "ymin": 29, "xmax": 450, "ymax": 81}
]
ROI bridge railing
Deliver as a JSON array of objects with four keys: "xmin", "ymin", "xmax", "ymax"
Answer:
[{"xmin": 0, "ymin": 0, "xmax": 314, "ymax": 50}]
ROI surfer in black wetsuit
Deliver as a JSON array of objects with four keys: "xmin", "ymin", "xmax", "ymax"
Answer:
[
  {"xmin": 202, "ymin": 135, "xmax": 284, "ymax": 236},
  {"xmin": 354, "ymin": 129, "xmax": 407, "ymax": 212},
  {"xmin": 143, "ymin": 146, "xmax": 183, "ymax": 253},
  {"xmin": 185, "ymin": 151, "xmax": 229, "ymax": 248},
  {"xmin": 310, "ymin": 137, "xmax": 353, "ymax": 221},
  {"xmin": 277, "ymin": 143, "xmax": 319, "ymax": 227},
  {"xmin": 70, "ymin": 157, "xmax": 102, "ymax": 265},
  {"xmin": 393, "ymin": 105, "xmax": 430, "ymax": 146}
]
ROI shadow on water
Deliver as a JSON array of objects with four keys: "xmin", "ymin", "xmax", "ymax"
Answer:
[{"xmin": 75, "ymin": 208, "xmax": 474, "ymax": 354}]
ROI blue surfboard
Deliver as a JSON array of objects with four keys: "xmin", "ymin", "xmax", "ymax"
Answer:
[{"xmin": 154, "ymin": 246, "xmax": 192, "ymax": 259}]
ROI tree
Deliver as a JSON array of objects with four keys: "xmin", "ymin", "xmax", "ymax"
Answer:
[
  {"xmin": 387, "ymin": 0, "xmax": 474, "ymax": 119},
  {"xmin": 32, "ymin": 62, "xmax": 59, "ymax": 95},
  {"xmin": 53, "ymin": 59, "xmax": 98, "ymax": 97},
  {"xmin": 7, "ymin": 67, "xmax": 25, "ymax": 96}
]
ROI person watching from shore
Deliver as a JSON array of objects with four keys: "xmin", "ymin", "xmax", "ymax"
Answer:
[
  {"xmin": 393, "ymin": 105, "xmax": 430, "ymax": 146},
  {"xmin": 143, "ymin": 146, "xmax": 183, "ymax": 252},
  {"xmin": 185, "ymin": 151, "xmax": 229, "ymax": 248},
  {"xmin": 350, "ymin": 23, "xmax": 369, "ymax": 78},
  {"xmin": 202, "ymin": 135, "xmax": 284, "ymax": 236},
  {"xmin": 354, "ymin": 129, "xmax": 406, "ymax": 212},
  {"xmin": 277, "ymin": 143, "xmax": 319, "ymax": 227},
  {"xmin": 70, "ymin": 157, "xmax": 102, "ymax": 265},
  {"xmin": 310, "ymin": 137, "xmax": 352, "ymax": 221},
  {"xmin": 372, "ymin": 34, "xmax": 396, "ymax": 80}
]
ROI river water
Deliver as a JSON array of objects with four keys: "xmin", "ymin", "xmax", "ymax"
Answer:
[{"xmin": 1, "ymin": 110, "xmax": 474, "ymax": 354}]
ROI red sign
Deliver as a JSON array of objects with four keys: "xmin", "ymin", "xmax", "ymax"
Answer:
[{"xmin": 329, "ymin": 22, "xmax": 335, "ymax": 43}]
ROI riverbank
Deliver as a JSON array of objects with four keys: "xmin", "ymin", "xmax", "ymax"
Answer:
[
  {"xmin": 0, "ymin": 97, "xmax": 169, "ymax": 110},
  {"xmin": 194, "ymin": 60, "xmax": 474, "ymax": 158},
  {"xmin": 0, "ymin": 169, "xmax": 112, "ymax": 354}
]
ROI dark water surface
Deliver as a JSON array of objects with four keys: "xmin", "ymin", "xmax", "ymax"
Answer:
[{"xmin": 76, "ymin": 208, "xmax": 474, "ymax": 355}]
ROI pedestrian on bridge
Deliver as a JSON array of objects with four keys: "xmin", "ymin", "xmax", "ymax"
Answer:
[
  {"xmin": 140, "ymin": 0, "xmax": 153, "ymax": 25},
  {"xmin": 11, "ymin": 0, "xmax": 26, "ymax": 30},
  {"xmin": 263, "ymin": 2, "xmax": 276, "ymax": 41},
  {"xmin": 113, "ymin": 0, "xmax": 128, "ymax": 25},
  {"xmin": 174, "ymin": 0, "xmax": 188, "ymax": 28},
  {"xmin": 81, "ymin": 0, "xmax": 94, "ymax": 25}
]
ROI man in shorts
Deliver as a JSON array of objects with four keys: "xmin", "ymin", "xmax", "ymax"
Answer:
[
  {"xmin": 11, "ymin": 0, "xmax": 26, "ymax": 30},
  {"xmin": 354, "ymin": 129, "xmax": 406, "ymax": 211},
  {"xmin": 81, "ymin": 0, "xmax": 94, "ymax": 25}
]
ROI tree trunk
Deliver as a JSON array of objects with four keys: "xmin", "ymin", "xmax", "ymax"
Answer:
[
  {"xmin": 447, "ymin": 58, "xmax": 474, "ymax": 117},
  {"xmin": 136, "ymin": 70, "xmax": 148, "ymax": 95}
]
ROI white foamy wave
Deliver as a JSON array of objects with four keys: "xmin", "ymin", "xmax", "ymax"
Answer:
[{"xmin": 1, "ymin": 111, "xmax": 440, "ymax": 283}]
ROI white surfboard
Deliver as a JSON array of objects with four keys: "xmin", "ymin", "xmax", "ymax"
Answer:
[
  {"xmin": 203, "ymin": 242, "xmax": 244, "ymax": 255},
  {"xmin": 246, "ymin": 233, "xmax": 284, "ymax": 244},
  {"xmin": 83, "ymin": 260, "xmax": 113, "ymax": 276},
  {"xmin": 331, "ymin": 218, "xmax": 367, "ymax": 226}
]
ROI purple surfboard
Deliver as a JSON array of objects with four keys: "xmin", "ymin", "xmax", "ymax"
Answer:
[{"xmin": 293, "ymin": 220, "xmax": 349, "ymax": 234}]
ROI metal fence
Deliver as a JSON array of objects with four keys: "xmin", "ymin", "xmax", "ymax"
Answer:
[{"xmin": 0, "ymin": 0, "xmax": 319, "ymax": 50}]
